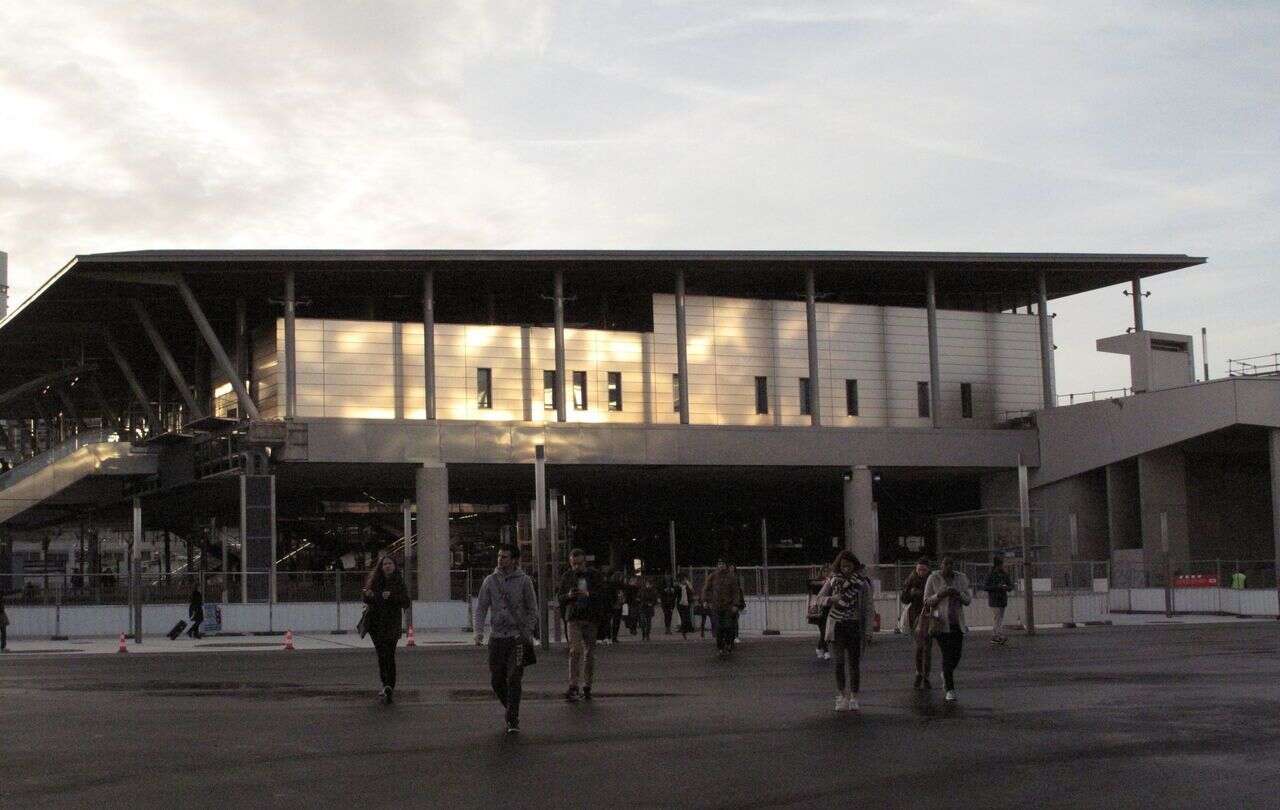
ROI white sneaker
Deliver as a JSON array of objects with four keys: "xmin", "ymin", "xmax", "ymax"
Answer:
[
  {"xmin": 823, "ymin": 651, "xmax": 831, "ymax": 660},
  {"xmin": 834, "ymin": 695, "xmax": 848, "ymax": 711},
  {"xmin": 816, "ymin": 649, "xmax": 824, "ymax": 659},
  {"xmin": 945, "ymin": 690, "xmax": 956, "ymax": 702},
  {"xmin": 847, "ymin": 697, "xmax": 860, "ymax": 711}
]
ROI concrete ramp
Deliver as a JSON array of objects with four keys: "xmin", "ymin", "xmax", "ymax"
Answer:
[{"xmin": 0, "ymin": 439, "xmax": 158, "ymax": 525}]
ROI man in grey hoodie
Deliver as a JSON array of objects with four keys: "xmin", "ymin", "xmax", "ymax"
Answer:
[{"xmin": 474, "ymin": 544, "xmax": 540, "ymax": 733}]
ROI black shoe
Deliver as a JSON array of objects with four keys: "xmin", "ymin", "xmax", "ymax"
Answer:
[
  {"xmin": 380, "ymin": 687, "xmax": 392, "ymax": 704},
  {"xmin": 582, "ymin": 686, "xmax": 592, "ymax": 701},
  {"xmin": 565, "ymin": 686, "xmax": 579, "ymax": 703},
  {"xmin": 913, "ymin": 675, "xmax": 923, "ymax": 690},
  {"xmin": 506, "ymin": 720, "xmax": 520, "ymax": 734},
  {"xmin": 921, "ymin": 677, "xmax": 933, "ymax": 690}
]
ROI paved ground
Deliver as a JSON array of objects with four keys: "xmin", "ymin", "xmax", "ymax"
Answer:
[{"xmin": 2, "ymin": 622, "xmax": 1278, "ymax": 809}]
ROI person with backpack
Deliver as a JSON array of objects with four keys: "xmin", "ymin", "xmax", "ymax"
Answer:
[
  {"xmin": 984, "ymin": 555, "xmax": 1014, "ymax": 644},
  {"xmin": 362, "ymin": 553, "xmax": 411, "ymax": 704},
  {"xmin": 923, "ymin": 557, "xmax": 973, "ymax": 703},
  {"xmin": 557, "ymin": 548, "xmax": 603, "ymax": 702},
  {"xmin": 474, "ymin": 544, "xmax": 539, "ymax": 733},
  {"xmin": 816, "ymin": 551, "xmax": 875, "ymax": 711}
]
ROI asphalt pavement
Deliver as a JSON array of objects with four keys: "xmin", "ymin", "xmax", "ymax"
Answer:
[{"xmin": 2, "ymin": 622, "xmax": 1278, "ymax": 809}]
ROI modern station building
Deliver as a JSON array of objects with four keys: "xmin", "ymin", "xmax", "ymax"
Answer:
[{"xmin": 0, "ymin": 249, "xmax": 1276, "ymax": 602}]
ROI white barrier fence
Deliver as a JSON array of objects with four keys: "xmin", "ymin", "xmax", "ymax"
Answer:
[{"xmin": 1109, "ymin": 588, "xmax": 1279, "ymax": 617}]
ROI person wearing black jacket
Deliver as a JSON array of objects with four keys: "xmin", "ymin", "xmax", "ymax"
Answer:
[
  {"xmin": 557, "ymin": 549, "xmax": 604, "ymax": 702},
  {"xmin": 363, "ymin": 553, "xmax": 412, "ymax": 704},
  {"xmin": 658, "ymin": 576, "xmax": 678, "ymax": 634},
  {"xmin": 984, "ymin": 555, "xmax": 1014, "ymax": 644},
  {"xmin": 900, "ymin": 558, "xmax": 933, "ymax": 689},
  {"xmin": 186, "ymin": 587, "xmax": 204, "ymax": 639}
]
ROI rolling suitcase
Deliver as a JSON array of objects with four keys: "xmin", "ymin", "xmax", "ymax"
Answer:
[{"xmin": 167, "ymin": 620, "xmax": 188, "ymax": 640}]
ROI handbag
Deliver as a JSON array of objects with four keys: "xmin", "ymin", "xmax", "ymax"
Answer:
[{"xmin": 356, "ymin": 606, "xmax": 370, "ymax": 639}]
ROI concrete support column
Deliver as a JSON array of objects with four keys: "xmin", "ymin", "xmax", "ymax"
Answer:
[
  {"xmin": 1131, "ymin": 274, "xmax": 1145, "ymax": 332},
  {"xmin": 844, "ymin": 466, "xmax": 877, "ymax": 567},
  {"xmin": 925, "ymin": 268, "xmax": 942, "ymax": 427},
  {"xmin": 1138, "ymin": 447, "xmax": 1189, "ymax": 569},
  {"xmin": 1270, "ymin": 429, "xmax": 1280, "ymax": 613},
  {"xmin": 423, "ymin": 271, "xmax": 436, "ymax": 421},
  {"xmin": 1036, "ymin": 271, "xmax": 1056, "ymax": 409},
  {"xmin": 283, "ymin": 271, "xmax": 298, "ymax": 419},
  {"xmin": 554, "ymin": 270, "xmax": 567, "ymax": 423},
  {"xmin": 131, "ymin": 496, "xmax": 142, "ymax": 643},
  {"xmin": 675, "ymin": 270, "xmax": 690, "ymax": 425},
  {"xmin": 805, "ymin": 268, "xmax": 822, "ymax": 426},
  {"xmin": 415, "ymin": 463, "xmax": 451, "ymax": 602}
]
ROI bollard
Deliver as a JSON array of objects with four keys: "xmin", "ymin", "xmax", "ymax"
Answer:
[
  {"xmin": 406, "ymin": 625, "xmax": 416, "ymax": 647},
  {"xmin": 117, "ymin": 633, "xmax": 129, "ymax": 654},
  {"xmin": 283, "ymin": 629, "xmax": 295, "ymax": 651}
]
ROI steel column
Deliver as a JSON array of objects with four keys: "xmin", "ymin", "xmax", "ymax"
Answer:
[
  {"xmin": 283, "ymin": 271, "xmax": 298, "ymax": 419},
  {"xmin": 805, "ymin": 268, "xmax": 822, "ymax": 425},
  {"xmin": 1036, "ymin": 271, "xmax": 1056, "ymax": 409},
  {"xmin": 423, "ymin": 271, "xmax": 436, "ymax": 420},
  {"xmin": 675, "ymin": 270, "xmax": 690, "ymax": 425},
  {"xmin": 130, "ymin": 300, "xmax": 203, "ymax": 419},
  {"xmin": 534, "ymin": 445, "xmax": 549, "ymax": 649},
  {"xmin": 103, "ymin": 328, "xmax": 159, "ymax": 433},
  {"xmin": 132, "ymin": 496, "xmax": 143, "ymax": 644},
  {"xmin": 174, "ymin": 276, "xmax": 259, "ymax": 419},
  {"xmin": 1131, "ymin": 274, "xmax": 1145, "ymax": 332},
  {"xmin": 1271, "ymin": 430, "xmax": 1280, "ymax": 619},
  {"xmin": 554, "ymin": 270, "xmax": 567, "ymax": 423},
  {"xmin": 925, "ymin": 268, "xmax": 943, "ymax": 427}
]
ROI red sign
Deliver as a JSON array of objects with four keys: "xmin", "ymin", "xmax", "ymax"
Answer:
[{"xmin": 1174, "ymin": 574, "xmax": 1218, "ymax": 588}]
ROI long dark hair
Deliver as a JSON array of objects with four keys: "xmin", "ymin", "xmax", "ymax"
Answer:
[
  {"xmin": 364, "ymin": 553, "xmax": 402, "ymax": 592},
  {"xmin": 830, "ymin": 549, "xmax": 862, "ymax": 575}
]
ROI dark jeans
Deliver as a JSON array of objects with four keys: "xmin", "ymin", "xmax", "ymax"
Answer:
[
  {"xmin": 488, "ymin": 636, "xmax": 527, "ymax": 724},
  {"xmin": 373, "ymin": 636, "xmax": 398, "ymax": 689},
  {"xmin": 186, "ymin": 617, "xmax": 202, "ymax": 639},
  {"xmin": 1, "ymin": 621, "xmax": 6, "ymax": 651},
  {"xmin": 677, "ymin": 604, "xmax": 693, "ymax": 634},
  {"xmin": 935, "ymin": 630, "xmax": 965, "ymax": 691},
  {"xmin": 639, "ymin": 608, "xmax": 653, "ymax": 640},
  {"xmin": 829, "ymin": 620, "xmax": 862, "ymax": 693},
  {"xmin": 610, "ymin": 610, "xmax": 623, "ymax": 642},
  {"xmin": 715, "ymin": 609, "xmax": 737, "ymax": 651},
  {"xmin": 661, "ymin": 605, "xmax": 674, "ymax": 632}
]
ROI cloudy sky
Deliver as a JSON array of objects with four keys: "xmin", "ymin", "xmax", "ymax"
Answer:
[{"xmin": 1, "ymin": 1, "xmax": 1276, "ymax": 393}]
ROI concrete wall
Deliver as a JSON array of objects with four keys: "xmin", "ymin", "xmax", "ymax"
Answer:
[
  {"xmin": 1138, "ymin": 447, "xmax": 1190, "ymax": 566},
  {"xmin": 1035, "ymin": 470, "xmax": 1109, "ymax": 562},
  {"xmin": 1185, "ymin": 454, "xmax": 1274, "ymax": 560},
  {"xmin": 1106, "ymin": 461, "xmax": 1141, "ymax": 552}
]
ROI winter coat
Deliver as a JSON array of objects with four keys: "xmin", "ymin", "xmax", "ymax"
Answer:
[
  {"xmin": 557, "ymin": 567, "xmax": 605, "ymax": 624},
  {"xmin": 984, "ymin": 568, "xmax": 1013, "ymax": 609},
  {"xmin": 817, "ymin": 573, "xmax": 874, "ymax": 629},
  {"xmin": 701, "ymin": 568, "xmax": 745, "ymax": 613},
  {"xmin": 362, "ymin": 574, "xmax": 411, "ymax": 642},
  {"xmin": 475, "ymin": 566, "xmax": 539, "ymax": 640},
  {"xmin": 900, "ymin": 570, "xmax": 930, "ymax": 625},
  {"xmin": 923, "ymin": 571, "xmax": 973, "ymax": 635}
]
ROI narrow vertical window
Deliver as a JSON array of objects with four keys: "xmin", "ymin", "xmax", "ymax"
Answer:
[
  {"xmin": 917, "ymin": 381, "xmax": 930, "ymax": 418},
  {"xmin": 845, "ymin": 379, "xmax": 859, "ymax": 416},
  {"xmin": 960, "ymin": 382, "xmax": 973, "ymax": 419},
  {"xmin": 754, "ymin": 376, "xmax": 769, "ymax": 415},
  {"xmin": 573, "ymin": 370, "xmax": 588, "ymax": 410},
  {"xmin": 607, "ymin": 371, "xmax": 622, "ymax": 412},
  {"xmin": 672, "ymin": 373, "xmax": 681, "ymax": 413},
  {"xmin": 476, "ymin": 368, "xmax": 492, "ymax": 410},
  {"xmin": 543, "ymin": 370, "xmax": 556, "ymax": 411},
  {"xmin": 799, "ymin": 377, "xmax": 811, "ymax": 416}
]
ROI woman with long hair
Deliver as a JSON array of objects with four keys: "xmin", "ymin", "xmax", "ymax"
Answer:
[
  {"xmin": 363, "ymin": 553, "xmax": 411, "ymax": 704},
  {"xmin": 815, "ymin": 550, "xmax": 874, "ymax": 711},
  {"xmin": 922, "ymin": 557, "xmax": 973, "ymax": 702}
]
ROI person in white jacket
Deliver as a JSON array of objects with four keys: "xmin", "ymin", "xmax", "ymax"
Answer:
[
  {"xmin": 816, "ymin": 550, "xmax": 875, "ymax": 711},
  {"xmin": 922, "ymin": 557, "xmax": 972, "ymax": 703}
]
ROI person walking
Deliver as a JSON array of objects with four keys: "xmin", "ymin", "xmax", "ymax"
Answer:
[
  {"xmin": 658, "ymin": 576, "xmax": 678, "ymax": 634},
  {"xmin": 638, "ymin": 577, "xmax": 659, "ymax": 641},
  {"xmin": 984, "ymin": 555, "xmax": 1013, "ymax": 644},
  {"xmin": 675, "ymin": 573, "xmax": 695, "ymax": 638},
  {"xmin": 900, "ymin": 557, "xmax": 933, "ymax": 689},
  {"xmin": 808, "ymin": 565, "xmax": 832, "ymax": 661},
  {"xmin": 474, "ymin": 544, "xmax": 539, "ymax": 733},
  {"xmin": 816, "ymin": 551, "xmax": 874, "ymax": 711},
  {"xmin": 362, "ymin": 553, "xmax": 411, "ymax": 704},
  {"xmin": 597, "ymin": 568, "xmax": 617, "ymax": 645},
  {"xmin": 186, "ymin": 586, "xmax": 204, "ymax": 640},
  {"xmin": 923, "ymin": 557, "xmax": 973, "ymax": 702},
  {"xmin": 701, "ymin": 558, "xmax": 744, "ymax": 656},
  {"xmin": 623, "ymin": 575, "xmax": 640, "ymax": 636},
  {"xmin": 0, "ymin": 594, "xmax": 8, "ymax": 652},
  {"xmin": 608, "ymin": 571, "xmax": 626, "ymax": 643},
  {"xmin": 557, "ymin": 548, "xmax": 603, "ymax": 702}
]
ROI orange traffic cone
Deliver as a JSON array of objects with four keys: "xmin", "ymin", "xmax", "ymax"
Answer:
[
  {"xmin": 283, "ymin": 629, "xmax": 295, "ymax": 651},
  {"xmin": 117, "ymin": 633, "xmax": 129, "ymax": 653},
  {"xmin": 406, "ymin": 625, "xmax": 416, "ymax": 647}
]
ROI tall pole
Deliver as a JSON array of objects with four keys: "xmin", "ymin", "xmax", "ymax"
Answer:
[
  {"xmin": 174, "ymin": 277, "xmax": 259, "ymax": 419},
  {"xmin": 804, "ymin": 268, "xmax": 822, "ymax": 425},
  {"xmin": 132, "ymin": 496, "xmax": 143, "ymax": 644},
  {"xmin": 553, "ymin": 271, "xmax": 567, "ymax": 423},
  {"xmin": 423, "ymin": 271, "xmax": 436, "ymax": 420},
  {"xmin": 675, "ymin": 270, "xmax": 690, "ymax": 425},
  {"xmin": 402, "ymin": 500, "xmax": 414, "ymax": 627},
  {"xmin": 283, "ymin": 271, "xmax": 298, "ymax": 419},
  {"xmin": 1018, "ymin": 454, "xmax": 1035, "ymax": 636},
  {"xmin": 761, "ymin": 518, "xmax": 778, "ymax": 635},
  {"xmin": 1201, "ymin": 327, "xmax": 1209, "ymax": 381},
  {"xmin": 668, "ymin": 520, "xmax": 678, "ymax": 575},
  {"xmin": 549, "ymin": 489, "xmax": 562, "ymax": 644},
  {"xmin": 1036, "ymin": 271, "xmax": 1056, "ymax": 409},
  {"xmin": 534, "ymin": 444, "xmax": 550, "ymax": 650},
  {"xmin": 1269, "ymin": 429, "xmax": 1280, "ymax": 620},
  {"xmin": 1131, "ymin": 274, "xmax": 1145, "ymax": 332},
  {"xmin": 925, "ymin": 268, "xmax": 943, "ymax": 427}
]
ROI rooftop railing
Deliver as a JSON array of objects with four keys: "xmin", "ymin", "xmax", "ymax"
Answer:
[
  {"xmin": 1227, "ymin": 352, "xmax": 1280, "ymax": 378},
  {"xmin": 1057, "ymin": 386, "xmax": 1131, "ymax": 406}
]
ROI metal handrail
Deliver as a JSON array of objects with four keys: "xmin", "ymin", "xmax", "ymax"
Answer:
[
  {"xmin": 1227, "ymin": 352, "xmax": 1279, "ymax": 377},
  {"xmin": 1058, "ymin": 386, "xmax": 1131, "ymax": 406},
  {"xmin": 0, "ymin": 429, "xmax": 120, "ymax": 489}
]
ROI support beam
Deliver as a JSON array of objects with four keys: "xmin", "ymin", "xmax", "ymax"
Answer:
[
  {"xmin": 54, "ymin": 385, "xmax": 91, "ymax": 432},
  {"xmin": 804, "ymin": 268, "xmax": 822, "ymax": 426},
  {"xmin": 925, "ymin": 268, "xmax": 943, "ymax": 427},
  {"xmin": 87, "ymin": 377, "xmax": 125, "ymax": 436},
  {"xmin": 675, "ymin": 269, "xmax": 690, "ymax": 425},
  {"xmin": 1131, "ymin": 274, "xmax": 1145, "ymax": 332},
  {"xmin": 0, "ymin": 363, "xmax": 96, "ymax": 409},
  {"xmin": 283, "ymin": 271, "xmax": 298, "ymax": 419},
  {"xmin": 415, "ymin": 463, "xmax": 450, "ymax": 602},
  {"xmin": 1270, "ymin": 430, "xmax": 1280, "ymax": 618},
  {"xmin": 844, "ymin": 466, "xmax": 877, "ymax": 566},
  {"xmin": 130, "ymin": 300, "xmax": 203, "ymax": 420},
  {"xmin": 235, "ymin": 297, "xmax": 249, "ymax": 383},
  {"xmin": 174, "ymin": 276, "xmax": 259, "ymax": 419},
  {"xmin": 553, "ymin": 270, "xmax": 567, "ymax": 423},
  {"xmin": 103, "ymin": 328, "xmax": 158, "ymax": 433},
  {"xmin": 131, "ymin": 496, "xmax": 143, "ymax": 643},
  {"xmin": 1036, "ymin": 271, "xmax": 1057, "ymax": 409},
  {"xmin": 423, "ymin": 271, "xmax": 436, "ymax": 421}
]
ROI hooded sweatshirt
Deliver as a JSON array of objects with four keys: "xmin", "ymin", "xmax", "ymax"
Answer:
[{"xmin": 475, "ymin": 566, "xmax": 539, "ymax": 640}]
